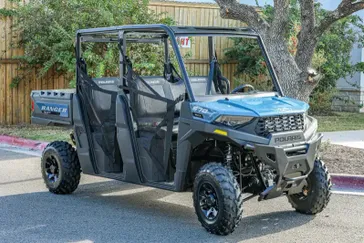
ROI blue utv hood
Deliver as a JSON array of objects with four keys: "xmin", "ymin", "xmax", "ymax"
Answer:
[{"xmin": 190, "ymin": 95, "xmax": 309, "ymax": 122}]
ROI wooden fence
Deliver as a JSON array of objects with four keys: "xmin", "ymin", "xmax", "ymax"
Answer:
[{"xmin": 0, "ymin": 1, "xmax": 244, "ymax": 124}]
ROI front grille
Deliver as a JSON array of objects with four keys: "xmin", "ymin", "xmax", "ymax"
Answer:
[{"xmin": 255, "ymin": 114, "xmax": 304, "ymax": 137}]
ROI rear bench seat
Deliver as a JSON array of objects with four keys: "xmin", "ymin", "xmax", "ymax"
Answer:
[
  {"xmin": 91, "ymin": 77, "xmax": 119, "ymax": 116},
  {"xmin": 93, "ymin": 76, "xmax": 214, "ymax": 129},
  {"xmin": 131, "ymin": 76, "xmax": 215, "ymax": 121}
]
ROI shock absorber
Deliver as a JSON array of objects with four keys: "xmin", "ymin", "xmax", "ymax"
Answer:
[{"xmin": 224, "ymin": 143, "xmax": 233, "ymax": 168}]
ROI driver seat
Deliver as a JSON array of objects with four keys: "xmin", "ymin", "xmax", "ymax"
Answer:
[{"xmin": 189, "ymin": 76, "xmax": 216, "ymax": 96}]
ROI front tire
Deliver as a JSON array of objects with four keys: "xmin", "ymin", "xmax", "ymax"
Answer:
[
  {"xmin": 288, "ymin": 159, "xmax": 331, "ymax": 214},
  {"xmin": 193, "ymin": 163, "xmax": 243, "ymax": 235},
  {"xmin": 41, "ymin": 141, "xmax": 81, "ymax": 194}
]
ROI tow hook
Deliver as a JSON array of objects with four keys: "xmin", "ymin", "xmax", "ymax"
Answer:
[{"xmin": 302, "ymin": 186, "xmax": 309, "ymax": 197}]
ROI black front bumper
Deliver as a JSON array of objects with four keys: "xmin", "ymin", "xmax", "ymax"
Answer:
[{"xmin": 254, "ymin": 133, "xmax": 323, "ymax": 200}]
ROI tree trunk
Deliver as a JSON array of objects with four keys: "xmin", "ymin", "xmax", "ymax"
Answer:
[{"xmin": 262, "ymin": 36, "xmax": 316, "ymax": 103}]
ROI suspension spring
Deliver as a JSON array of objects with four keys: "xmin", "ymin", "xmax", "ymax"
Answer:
[{"xmin": 224, "ymin": 143, "xmax": 233, "ymax": 168}]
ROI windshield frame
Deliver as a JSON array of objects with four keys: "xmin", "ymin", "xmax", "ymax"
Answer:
[{"xmin": 174, "ymin": 33, "xmax": 284, "ymax": 98}]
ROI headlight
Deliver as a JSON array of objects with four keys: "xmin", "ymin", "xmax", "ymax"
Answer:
[
  {"xmin": 303, "ymin": 111, "xmax": 308, "ymax": 130},
  {"xmin": 215, "ymin": 115, "xmax": 254, "ymax": 127}
]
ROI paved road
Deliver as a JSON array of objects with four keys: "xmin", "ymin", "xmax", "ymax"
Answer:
[
  {"xmin": 0, "ymin": 147, "xmax": 364, "ymax": 243},
  {"xmin": 323, "ymin": 130, "xmax": 364, "ymax": 149}
]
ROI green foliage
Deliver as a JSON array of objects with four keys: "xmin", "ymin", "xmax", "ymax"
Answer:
[
  {"xmin": 9, "ymin": 0, "xmax": 174, "ymax": 87},
  {"xmin": 0, "ymin": 8, "xmax": 16, "ymax": 18},
  {"xmin": 225, "ymin": 38, "xmax": 266, "ymax": 78},
  {"xmin": 311, "ymin": 5, "xmax": 364, "ymax": 114},
  {"xmin": 224, "ymin": 38, "xmax": 273, "ymax": 91},
  {"xmin": 309, "ymin": 90, "xmax": 337, "ymax": 115},
  {"xmin": 315, "ymin": 14, "xmax": 364, "ymax": 92},
  {"xmin": 127, "ymin": 42, "xmax": 165, "ymax": 76}
]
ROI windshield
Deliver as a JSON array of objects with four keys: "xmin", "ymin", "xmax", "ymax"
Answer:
[{"xmin": 176, "ymin": 35, "xmax": 280, "ymax": 98}]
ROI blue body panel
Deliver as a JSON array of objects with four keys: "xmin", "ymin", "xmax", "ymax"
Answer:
[{"xmin": 190, "ymin": 95, "xmax": 309, "ymax": 122}]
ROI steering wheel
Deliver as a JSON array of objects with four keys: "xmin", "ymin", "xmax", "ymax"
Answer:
[{"xmin": 231, "ymin": 84, "xmax": 255, "ymax": 94}]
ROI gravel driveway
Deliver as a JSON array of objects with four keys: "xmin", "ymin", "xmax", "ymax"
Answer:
[{"xmin": 321, "ymin": 144, "xmax": 364, "ymax": 175}]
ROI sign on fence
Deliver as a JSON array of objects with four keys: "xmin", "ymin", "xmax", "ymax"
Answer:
[{"xmin": 177, "ymin": 37, "xmax": 191, "ymax": 48}]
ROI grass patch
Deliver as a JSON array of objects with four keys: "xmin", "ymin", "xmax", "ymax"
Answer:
[
  {"xmin": 315, "ymin": 112, "xmax": 364, "ymax": 132},
  {"xmin": 0, "ymin": 125, "xmax": 72, "ymax": 142}
]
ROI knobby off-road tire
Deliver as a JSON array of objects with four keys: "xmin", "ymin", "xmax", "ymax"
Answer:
[
  {"xmin": 193, "ymin": 163, "xmax": 243, "ymax": 235},
  {"xmin": 41, "ymin": 141, "xmax": 81, "ymax": 194},
  {"xmin": 288, "ymin": 159, "xmax": 332, "ymax": 215}
]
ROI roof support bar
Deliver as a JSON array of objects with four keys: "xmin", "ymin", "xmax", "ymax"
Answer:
[{"xmin": 118, "ymin": 31, "xmax": 126, "ymax": 88}]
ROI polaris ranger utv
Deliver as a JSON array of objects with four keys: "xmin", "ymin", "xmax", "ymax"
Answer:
[{"xmin": 31, "ymin": 25, "xmax": 331, "ymax": 235}]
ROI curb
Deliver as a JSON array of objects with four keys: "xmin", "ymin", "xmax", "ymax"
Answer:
[
  {"xmin": 331, "ymin": 174, "xmax": 364, "ymax": 191},
  {"xmin": 0, "ymin": 135, "xmax": 48, "ymax": 151}
]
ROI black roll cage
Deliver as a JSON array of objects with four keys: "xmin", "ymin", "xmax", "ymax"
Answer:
[{"xmin": 75, "ymin": 24, "xmax": 284, "ymax": 101}]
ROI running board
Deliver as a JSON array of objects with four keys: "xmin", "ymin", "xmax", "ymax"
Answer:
[{"xmin": 145, "ymin": 181, "xmax": 176, "ymax": 191}]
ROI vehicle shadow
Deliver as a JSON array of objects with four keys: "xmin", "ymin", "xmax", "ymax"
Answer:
[
  {"xmin": 0, "ymin": 180, "xmax": 314, "ymax": 243},
  {"xmin": 232, "ymin": 210, "xmax": 314, "ymax": 241}
]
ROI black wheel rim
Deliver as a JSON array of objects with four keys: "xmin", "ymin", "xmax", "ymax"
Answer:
[
  {"xmin": 198, "ymin": 182, "xmax": 219, "ymax": 222},
  {"xmin": 44, "ymin": 155, "xmax": 60, "ymax": 183}
]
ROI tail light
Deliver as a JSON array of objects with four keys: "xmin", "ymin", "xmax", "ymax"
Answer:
[{"xmin": 31, "ymin": 100, "xmax": 34, "ymax": 112}]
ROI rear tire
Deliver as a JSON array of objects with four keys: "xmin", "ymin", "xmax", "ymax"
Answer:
[
  {"xmin": 288, "ymin": 159, "xmax": 331, "ymax": 214},
  {"xmin": 41, "ymin": 141, "xmax": 81, "ymax": 194},
  {"xmin": 193, "ymin": 163, "xmax": 243, "ymax": 235}
]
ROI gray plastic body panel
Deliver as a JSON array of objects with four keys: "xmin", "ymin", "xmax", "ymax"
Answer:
[
  {"xmin": 255, "ymin": 133, "xmax": 323, "ymax": 200},
  {"xmin": 72, "ymin": 94, "xmax": 95, "ymax": 175},
  {"xmin": 116, "ymin": 94, "xmax": 141, "ymax": 184},
  {"xmin": 31, "ymin": 89, "xmax": 75, "ymax": 126}
]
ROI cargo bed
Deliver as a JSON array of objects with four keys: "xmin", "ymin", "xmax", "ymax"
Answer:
[{"xmin": 31, "ymin": 89, "xmax": 76, "ymax": 126}]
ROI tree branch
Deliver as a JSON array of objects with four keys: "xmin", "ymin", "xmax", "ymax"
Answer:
[
  {"xmin": 270, "ymin": 0, "xmax": 290, "ymax": 38},
  {"xmin": 316, "ymin": 0, "xmax": 364, "ymax": 37},
  {"xmin": 214, "ymin": 0, "xmax": 270, "ymax": 34},
  {"xmin": 295, "ymin": 0, "xmax": 316, "ymax": 70}
]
